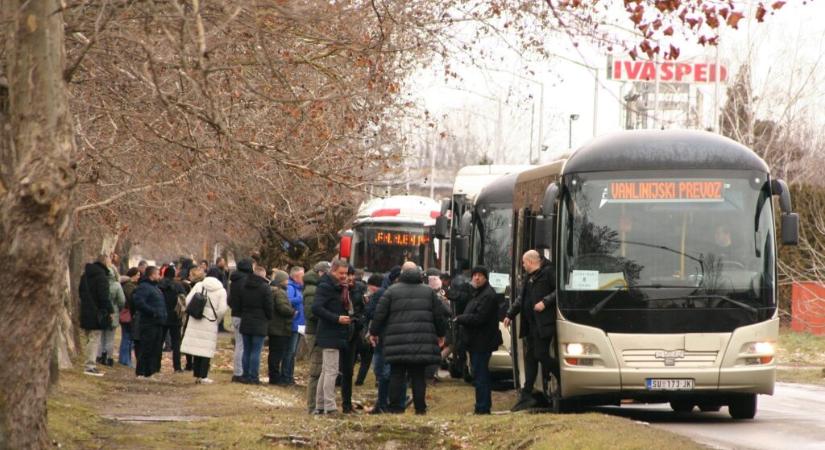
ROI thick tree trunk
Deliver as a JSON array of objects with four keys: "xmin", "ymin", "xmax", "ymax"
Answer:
[{"xmin": 0, "ymin": 1, "xmax": 76, "ymax": 448}]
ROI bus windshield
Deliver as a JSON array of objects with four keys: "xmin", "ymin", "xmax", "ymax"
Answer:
[
  {"xmin": 352, "ymin": 224, "xmax": 431, "ymax": 273},
  {"xmin": 473, "ymin": 204, "xmax": 513, "ymax": 293},
  {"xmin": 558, "ymin": 170, "xmax": 776, "ymax": 333}
]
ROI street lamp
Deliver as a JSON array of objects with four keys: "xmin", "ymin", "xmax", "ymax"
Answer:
[{"xmin": 568, "ymin": 114, "xmax": 580, "ymax": 149}]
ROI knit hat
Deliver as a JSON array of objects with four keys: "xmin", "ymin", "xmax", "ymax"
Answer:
[
  {"xmin": 470, "ymin": 265, "xmax": 489, "ymax": 280},
  {"xmin": 271, "ymin": 269, "xmax": 289, "ymax": 286},
  {"xmin": 313, "ymin": 261, "xmax": 331, "ymax": 273}
]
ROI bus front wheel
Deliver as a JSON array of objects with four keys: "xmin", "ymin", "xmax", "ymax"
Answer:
[{"xmin": 728, "ymin": 394, "xmax": 757, "ymax": 420}]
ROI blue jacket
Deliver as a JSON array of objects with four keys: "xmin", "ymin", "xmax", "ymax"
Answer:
[
  {"xmin": 132, "ymin": 279, "xmax": 167, "ymax": 327},
  {"xmin": 287, "ymin": 278, "xmax": 305, "ymax": 331}
]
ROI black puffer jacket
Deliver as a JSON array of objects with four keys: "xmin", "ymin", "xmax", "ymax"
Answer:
[
  {"xmin": 507, "ymin": 260, "xmax": 556, "ymax": 339},
  {"xmin": 312, "ymin": 273, "xmax": 349, "ymax": 349},
  {"xmin": 302, "ymin": 271, "xmax": 320, "ymax": 335},
  {"xmin": 158, "ymin": 278, "xmax": 186, "ymax": 326},
  {"xmin": 369, "ymin": 269, "xmax": 447, "ymax": 365},
  {"xmin": 79, "ymin": 262, "xmax": 114, "ymax": 330},
  {"xmin": 229, "ymin": 259, "xmax": 253, "ymax": 317},
  {"xmin": 132, "ymin": 279, "xmax": 167, "ymax": 327},
  {"xmin": 456, "ymin": 282, "xmax": 502, "ymax": 353},
  {"xmin": 237, "ymin": 274, "xmax": 274, "ymax": 336}
]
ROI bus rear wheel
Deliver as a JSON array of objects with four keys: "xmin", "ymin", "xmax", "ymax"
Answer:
[
  {"xmin": 728, "ymin": 394, "xmax": 757, "ymax": 419},
  {"xmin": 669, "ymin": 400, "xmax": 695, "ymax": 413}
]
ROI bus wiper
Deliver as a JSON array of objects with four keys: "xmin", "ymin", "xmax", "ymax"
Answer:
[
  {"xmin": 589, "ymin": 288, "xmax": 624, "ymax": 316},
  {"xmin": 643, "ymin": 294, "xmax": 758, "ymax": 314},
  {"xmin": 607, "ymin": 239, "xmax": 705, "ymax": 266}
]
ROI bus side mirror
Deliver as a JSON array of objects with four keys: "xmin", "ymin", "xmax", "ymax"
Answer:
[
  {"xmin": 460, "ymin": 210, "xmax": 472, "ymax": 236},
  {"xmin": 434, "ymin": 215, "xmax": 449, "ymax": 239},
  {"xmin": 781, "ymin": 213, "xmax": 799, "ymax": 245},
  {"xmin": 453, "ymin": 236, "xmax": 469, "ymax": 261},
  {"xmin": 534, "ymin": 217, "xmax": 553, "ymax": 249},
  {"xmin": 534, "ymin": 182, "xmax": 559, "ymax": 249}
]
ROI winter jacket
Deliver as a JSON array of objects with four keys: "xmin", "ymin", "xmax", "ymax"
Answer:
[
  {"xmin": 312, "ymin": 274, "xmax": 350, "ymax": 349},
  {"xmin": 303, "ymin": 271, "xmax": 320, "ymax": 335},
  {"xmin": 79, "ymin": 262, "xmax": 114, "ymax": 330},
  {"xmin": 369, "ymin": 269, "xmax": 448, "ymax": 365},
  {"xmin": 180, "ymin": 277, "xmax": 228, "ymax": 358},
  {"xmin": 106, "ymin": 267, "xmax": 126, "ymax": 330},
  {"xmin": 287, "ymin": 279, "xmax": 305, "ymax": 332},
  {"xmin": 229, "ymin": 259, "xmax": 253, "ymax": 317},
  {"xmin": 507, "ymin": 260, "xmax": 556, "ymax": 339},
  {"xmin": 268, "ymin": 286, "xmax": 295, "ymax": 337},
  {"xmin": 121, "ymin": 279, "xmax": 137, "ymax": 327},
  {"xmin": 132, "ymin": 279, "xmax": 167, "ymax": 327},
  {"xmin": 159, "ymin": 278, "xmax": 186, "ymax": 326},
  {"xmin": 456, "ymin": 282, "xmax": 502, "ymax": 353},
  {"xmin": 237, "ymin": 274, "xmax": 274, "ymax": 336}
]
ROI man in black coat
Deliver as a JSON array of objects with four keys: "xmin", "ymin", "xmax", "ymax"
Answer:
[
  {"xmin": 132, "ymin": 266, "xmax": 167, "ymax": 378},
  {"xmin": 79, "ymin": 254, "xmax": 114, "ymax": 376},
  {"xmin": 369, "ymin": 262, "xmax": 447, "ymax": 415},
  {"xmin": 237, "ymin": 266, "xmax": 274, "ymax": 384},
  {"xmin": 455, "ymin": 266, "xmax": 501, "ymax": 414},
  {"xmin": 311, "ymin": 259, "xmax": 351, "ymax": 414},
  {"xmin": 158, "ymin": 267, "xmax": 186, "ymax": 372},
  {"xmin": 504, "ymin": 249, "xmax": 557, "ymax": 411},
  {"xmin": 228, "ymin": 258, "xmax": 253, "ymax": 382}
]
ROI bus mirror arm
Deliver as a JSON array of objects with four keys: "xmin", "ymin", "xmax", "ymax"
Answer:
[{"xmin": 771, "ymin": 179, "xmax": 799, "ymax": 246}]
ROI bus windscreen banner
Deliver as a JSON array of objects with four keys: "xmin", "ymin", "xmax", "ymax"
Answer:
[
  {"xmin": 371, "ymin": 230, "xmax": 429, "ymax": 246},
  {"xmin": 600, "ymin": 180, "xmax": 727, "ymax": 207}
]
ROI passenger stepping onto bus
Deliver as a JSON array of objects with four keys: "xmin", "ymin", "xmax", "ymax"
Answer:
[
  {"xmin": 504, "ymin": 250, "xmax": 557, "ymax": 412},
  {"xmin": 454, "ymin": 266, "xmax": 502, "ymax": 415}
]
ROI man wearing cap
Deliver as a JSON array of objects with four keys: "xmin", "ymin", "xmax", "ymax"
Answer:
[
  {"xmin": 504, "ymin": 249, "xmax": 557, "ymax": 411},
  {"xmin": 304, "ymin": 261, "xmax": 328, "ymax": 413},
  {"xmin": 454, "ymin": 266, "xmax": 501, "ymax": 414}
]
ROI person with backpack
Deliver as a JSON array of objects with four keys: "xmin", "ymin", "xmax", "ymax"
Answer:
[
  {"xmin": 180, "ymin": 267, "xmax": 228, "ymax": 384},
  {"xmin": 118, "ymin": 268, "xmax": 140, "ymax": 367},
  {"xmin": 158, "ymin": 266, "xmax": 187, "ymax": 372}
]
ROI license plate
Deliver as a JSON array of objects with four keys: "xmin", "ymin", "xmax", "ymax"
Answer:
[{"xmin": 646, "ymin": 378, "xmax": 695, "ymax": 391}]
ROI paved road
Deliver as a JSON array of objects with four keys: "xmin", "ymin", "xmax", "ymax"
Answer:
[{"xmin": 596, "ymin": 383, "xmax": 825, "ymax": 449}]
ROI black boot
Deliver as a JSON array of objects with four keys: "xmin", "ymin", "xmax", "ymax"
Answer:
[
  {"xmin": 105, "ymin": 357, "xmax": 114, "ymax": 367},
  {"xmin": 511, "ymin": 389, "xmax": 537, "ymax": 412}
]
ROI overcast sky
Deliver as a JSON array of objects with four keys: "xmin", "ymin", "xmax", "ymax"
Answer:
[{"xmin": 407, "ymin": 1, "xmax": 825, "ymax": 166}]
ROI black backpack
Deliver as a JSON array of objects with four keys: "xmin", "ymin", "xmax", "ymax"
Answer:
[{"xmin": 185, "ymin": 287, "xmax": 215, "ymax": 321}]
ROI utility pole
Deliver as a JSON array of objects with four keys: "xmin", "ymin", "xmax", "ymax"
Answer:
[{"xmin": 529, "ymin": 102, "xmax": 535, "ymax": 163}]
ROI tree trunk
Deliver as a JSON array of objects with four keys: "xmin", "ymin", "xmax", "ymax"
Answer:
[{"xmin": 0, "ymin": 1, "xmax": 76, "ymax": 448}]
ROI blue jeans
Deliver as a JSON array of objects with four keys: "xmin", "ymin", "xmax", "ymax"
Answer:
[
  {"xmin": 118, "ymin": 325, "xmax": 133, "ymax": 366},
  {"xmin": 372, "ymin": 345, "xmax": 391, "ymax": 411},
  {"xmin": 279, "ymin": 332, "xmax": 301, "ymax": 384},
  {"xmin": 470, "ymin": 351, "xmax": 493, "ymax": 413},
  {"xmin": 241, "ymin": 334, "xmax": 265, "ymax": 381}
]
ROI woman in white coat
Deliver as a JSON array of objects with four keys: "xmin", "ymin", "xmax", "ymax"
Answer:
[{"xmin": 181, "ymin": 267, "xmax": 228, "ymax": 383}]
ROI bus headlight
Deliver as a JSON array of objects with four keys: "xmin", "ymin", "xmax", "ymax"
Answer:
[
  {"xmin": 564, "ymin": 343, "xmax": 598, "ymax": 366},
  {"xmin": 741, "ymin": 341, "xmax": 775, "ymax": 365}
]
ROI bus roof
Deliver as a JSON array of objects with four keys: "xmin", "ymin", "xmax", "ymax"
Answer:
[
  {"xmin": 564, "ymin": 129, "xmax": 769, "ymax": 174},
  {"xmin": 354, "ymin": 195, "xmax": 441, "ymax": 226},
  {"xmin": 453, "ymin": 164, "xmax": 533, "ymax": 201}
]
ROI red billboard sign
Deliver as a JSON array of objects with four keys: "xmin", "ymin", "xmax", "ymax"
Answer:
[{"xmin": 608, "ymin": 58, "xmax": 727, "ymax": 84}]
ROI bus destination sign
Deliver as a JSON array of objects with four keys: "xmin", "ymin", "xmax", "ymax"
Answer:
[
  {"xmin": 600, "ymin": 180, "xmax": 726, "ymax": 207},
  {"xmin": 372, "ymin": 231, "xmax": 429, "ymax": 247}
]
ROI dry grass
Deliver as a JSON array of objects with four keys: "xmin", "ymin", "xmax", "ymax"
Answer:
[{"xmin": 48, "ymin": 333, "xmax": 704, "ymax": 449}]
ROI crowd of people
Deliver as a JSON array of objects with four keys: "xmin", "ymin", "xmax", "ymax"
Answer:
[{"xmin": 78, "ymin": 249, "xmax": 558, "ymax": 415}]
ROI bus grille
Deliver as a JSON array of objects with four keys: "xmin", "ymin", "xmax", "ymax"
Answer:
[{"xmin": 622, "ymin": 349, "xmax": 719, "ymax": 368}]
